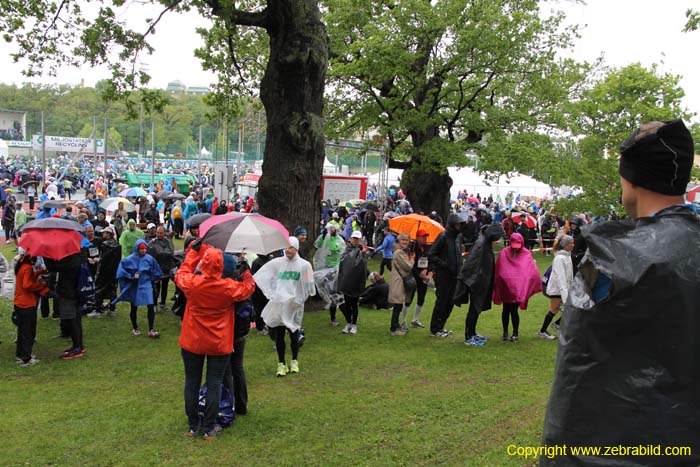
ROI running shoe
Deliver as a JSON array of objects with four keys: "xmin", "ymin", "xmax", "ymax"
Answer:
[
  {"xmin": 203, "ymin": 424, "xmax": 223, "ymax": 440},
  {"xmin": 537, "ymin": 331, "xmax": 556, "ymax": 341},
  {"xmin": 148, "ymin": 330, "xmax": 160, "ymax": 338},
  {"xmin": 390, "ymin": 329, "xmax": 407, "ymax": 336},
  {"xmin": 510, "ymin": 335, "xmax": 519, "ymax": 342},
  {"xmin": 410, "ymin": 320, "xmax": 425, "ymax": 328},
  {"xmin": 551, "ymin": 322, "xmax": 560, "ymax": 332},
  {"xmin": 276, "ymin": 362, "xmax": 288, "ymax": 377},
  {"xmin": 290, "ymin": 360, "xmax": 300, "ymax": 373},
  {"xmin": 341, "ymin": 324, "xmax": 352, "ymax": 334},
  {"xmin": 186, "ymin": 429, "xmax": 198, "ymax": 438},
  {"xmin": 132, "ymin": 329, "xmax": 141, "ymax": 336},
  {"xmin": 464, "ymin": 338, "xmax": 484, "ymax": 347},
  {"xmin": 473, "ymin": 334, "xmax": 489, "ymax": 342},
  {"xmin": 18, "ymin": 357, "xmax": 40, "ymax": 367},
  {"xmin": 429, "ymin": 330, "xmax": 449, "ymax": 338},
  {"xmin": 349, "ymin": 324, "xmax": 358, "ymax": 335}
]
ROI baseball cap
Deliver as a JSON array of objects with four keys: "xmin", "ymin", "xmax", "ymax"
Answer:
[
  {"xmin": 147, "ymin": 223, "xmax": 156, "ymax": 230},
  {"xmin": 102, "ymin": 226, "xmax": 115, "ymax": 235},
  {"xmin": 416, "ymin": 229, "xmax": 428, "ymax": 237},
  {"xmin": 351, "ymin": 231, "xmax": 362, "ymax": 239}
]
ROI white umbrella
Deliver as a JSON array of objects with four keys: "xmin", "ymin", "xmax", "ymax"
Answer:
[{"xmin": 100, "ymin": 197, "xmax": 136, "ymax": 212}]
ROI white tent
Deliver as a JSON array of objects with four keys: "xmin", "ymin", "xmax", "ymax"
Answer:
[
  {"xmin": 0, "ymin": 140, "xmax": 8, "ymax": 159},
  {"xmin": 323, "ymin": 157, "xmax": 337, "ymax": 174}
]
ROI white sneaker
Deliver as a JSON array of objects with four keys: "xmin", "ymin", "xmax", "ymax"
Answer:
[
  {"xmin": 18, "ymin": 357, "xmax": 39, "ymax": 367},
  {"xmin": 86, "ymin": 311, "xmax": 101, "ymax": 318},
  {"xmin": 342, "ymin": 324, "xmax": 352, "ymax": 334},
  {"xmin": 537, "ymin": 331, "xmax": 556, "ymax": 340},
  {"xmin": 349, "ymin": 324, "xmax": 358, "ymax": 334}
]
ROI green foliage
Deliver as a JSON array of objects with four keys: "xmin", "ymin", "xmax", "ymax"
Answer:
[
  {"xmin": 684, "ymin": 8, "xmax": 700, "ymax": 32},
  {"xmin": 557, "ymin": 63, "xmax": 693, "ymax": 215},
  {"xmin": 325, "ymin": 0, "xmax": 583, "ymax": 174}
]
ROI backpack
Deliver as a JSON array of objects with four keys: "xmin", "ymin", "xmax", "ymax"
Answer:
[
  {"xmin": 172, "ymin": 206, "xmax": 182, "ymax": 219},
  {"xmin": 234, "ymin": 299, "xmax": 255, "ymax": 339},
  {"xmin": 542, "ymin": 265, "xmax": 553, "ymax": 298},
  {"xmin": 198, "ymin": 384, "xmax": 235, "ymax": 427}
]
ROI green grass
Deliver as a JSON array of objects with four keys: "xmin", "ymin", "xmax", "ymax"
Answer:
[{"xmin": 0, "ymin": 242, "xmax": 556, "ymax": 467}]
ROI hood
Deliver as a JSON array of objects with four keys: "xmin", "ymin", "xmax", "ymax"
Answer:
[
  {"xmin": 509, "ymin": 232, "xmax": 524, "ymax": 244},
  {"xmin": 446, "ymin": 213, "xmax": 462, "ymax": 227},
  {"xmin": 221, "ymin": 253, "xmax": 238, "ymax": 279},
  {"xmin": 127, "ymin": 219, "xmax": 137, "ymax": 227},
  {"xmin": 484, "ymin": 223, "xmax": 506, "ymax": 242},
  {"xmin": 133, "ymin": 238, "xmax": 148, "ymax": 253},
  {"xmin": 200, "ymin": 247, "xmax": 224, "ymax": 278}
]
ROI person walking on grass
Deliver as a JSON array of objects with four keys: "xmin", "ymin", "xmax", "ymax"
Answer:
[
  {"xmin": 492, "ymin": 232, "xmax": 542, "ymax": 342},
  {"xmin": 13, "ymin": 248, "xmax": 48, "ymax": 366},
  {"xmin": 337, "ymin": 231, "xmax": 368, "ymax": 335},
  {"xmin": 538, "ymin": 235, "xmax": 574, "ymax": 340},
  {"xmin": 119, "ymin": 219, "xmax": 144, "ymax": 259},
  {"xmin": 175, "ymin": 241, "xmax": 255, "ymax": 439},
  {"xmin": 389, "ymin": 233, "xmax": 415, "ymax": 336},
  {"xmin": 371, "ymin": 226, "xmax": 395, "ymax": 274},
  {"xmin": 148, "ymin": 226, "xmax": 175, "ymax": 312},
  {"xmin": 454, "ymin": 223, "xmax": 505, "ymax": 346},
  {"xmin": 114, "ymin": 239, "xmax": 163, "ymax": 338},
  {"xmin": 313, "ymin": 223, "xmax": 346, "ymax": 326},
  {"xmin": 408, "ymin": 230, "xmax": 431, "ymax": 328},
  {"xmin": 254, "ymin": 237, "xmax": 315, "ymax": 377}
]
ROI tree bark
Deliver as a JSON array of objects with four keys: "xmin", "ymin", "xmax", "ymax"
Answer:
[
  {"xmin": 256, "ymin": 0, "xmax": 327, "ymax": 257},
  {"xmin": 401, "ymin": 166, "xmax": 452, "ymax": 223}
]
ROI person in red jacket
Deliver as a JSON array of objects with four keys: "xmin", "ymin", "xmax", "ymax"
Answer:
[
  {"xmin": 174, "ymin": 240, "xmax": 255, "ymax": 440},
  {"xmin": 13, "ymin": 248, "xmax": 49, "ymax": 366}
]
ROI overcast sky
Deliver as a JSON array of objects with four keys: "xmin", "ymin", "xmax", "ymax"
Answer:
[{"xmin": 1, "ymin": 0, "xmax": 698, "ymax": 119}]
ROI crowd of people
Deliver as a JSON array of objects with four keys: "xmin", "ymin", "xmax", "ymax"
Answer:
[{"xmin": 5, "ymin": 117, "xmax": 700, "ymax": 461}]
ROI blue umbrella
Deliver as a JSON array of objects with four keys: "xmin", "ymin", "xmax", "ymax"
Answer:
[{"xmin": 119, "ymin": 187, "xmax": 148, "ymax": 198}]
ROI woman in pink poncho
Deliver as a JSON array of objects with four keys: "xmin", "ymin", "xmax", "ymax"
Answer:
[{"xmin": 493, "ymin": 232, "xmax": 542, "ymax": 341}]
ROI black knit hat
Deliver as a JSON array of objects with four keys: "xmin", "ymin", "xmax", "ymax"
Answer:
[{"xmin": 619, "ymin": 119, "xmax": 694, "ymax": 196}]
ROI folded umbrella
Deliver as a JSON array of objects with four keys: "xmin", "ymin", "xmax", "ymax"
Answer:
[{"xmin": 201, "ymin": 213, "xmax": 290, "ymax": 254}]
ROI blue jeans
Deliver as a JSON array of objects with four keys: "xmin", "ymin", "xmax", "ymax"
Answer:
[{"xmin": 181, "ymin": 349, "xmax": 230, "ymax": 432}]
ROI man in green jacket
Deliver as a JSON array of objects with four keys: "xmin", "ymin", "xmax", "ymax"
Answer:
[{"xmin": 119, "ymin": 219, "xmax": 144, "ymax": 259}]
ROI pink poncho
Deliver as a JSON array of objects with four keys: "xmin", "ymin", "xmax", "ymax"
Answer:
[{"xmin": 492, "ymin": 233, "xmax": 543, "ymax": 309}]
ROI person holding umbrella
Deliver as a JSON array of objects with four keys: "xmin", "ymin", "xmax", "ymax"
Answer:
[
  {"xmin": 114, "ymin": 239, "xmax": 163, "ymax": 337},
  {"xmin": 13, "ymin": 247, "xmax": 49, "ymax": 366},
  {"xmin": 175, "ymin": 241, "xmax": 256, "ymax": 438},
  {"xmin": 254, "ymin": 237, "xmax": 316, "ymax": 376}
]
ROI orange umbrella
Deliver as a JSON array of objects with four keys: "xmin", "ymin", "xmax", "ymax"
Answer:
[{"xmin": 388, "ymin": 213, "xmax": 444, "ymax": 243}]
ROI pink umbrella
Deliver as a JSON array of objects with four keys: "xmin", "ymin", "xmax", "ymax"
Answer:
[
  {"xmin": 200, "ymin": 213, "xmax": 290, "ymax": 254},
  {"xmin": 198, "ymin": 212, "xmax": 244, "ymax": 237}
]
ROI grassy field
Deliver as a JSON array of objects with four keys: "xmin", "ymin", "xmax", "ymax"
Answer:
[{"xmin": 0, "ymin": 241, "xmax": 557, "ymax": 467}]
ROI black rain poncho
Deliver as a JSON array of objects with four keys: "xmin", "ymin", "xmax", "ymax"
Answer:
[
  {"xmin": 453, "ymin": 223, "xmax": 504, "ymax": 312},
  {"xmin": 541, "ymin": 205, "xmax": 700, "ymax": 466}
]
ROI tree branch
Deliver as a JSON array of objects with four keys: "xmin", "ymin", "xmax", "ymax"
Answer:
[{"xmin": 204, "ymin": 0, "xmax": 269, "ymax": 29}]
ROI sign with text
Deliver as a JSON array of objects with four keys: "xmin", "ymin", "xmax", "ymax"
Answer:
[
  {"xmin": 321, "ymin": 175, "xmax": 368, "ymax": 202},
  {"xmin": 7, "ymin": 141, "xmax": 32, "ymax": 147},
  {"xmin": 32, "ymin": 135, "xmax": 104, "ymax": 153}
]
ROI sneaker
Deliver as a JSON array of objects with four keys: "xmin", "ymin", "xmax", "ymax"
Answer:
[
  {"xmin": 297, "ymin": 332, "xmax": 305, "ymax": 347},
  {"xmin": 551, "ymin": 322, "xmax": 560, "ymax": 332},
  {"xmin": 148, "ymin": 330, "xmax": 160, "ymax": 338},
  {"xmin": 473, "ymin": 334, "xmax": 489, "ymax": 342},
  {"xmin": 290, "ymin": 360, "xmax": 300, "ymax": 373},
  {"xmin": 276, "ymin": 362, "xmax": 289, "ymax": 377},
  {"xmin": 400, "ymin": 323, "xmax": 409, "ymax": 332},
  {"xmin": 18, "ymin": 357, "xmax": 40, "ymax": 366},
  {"xmin": 440, "ymin": 328, "xmax": 453, "ymax": 335},
  {"xmin": 330, "ymin": 320, "xmax": 340, "ymax": 327},
  {"xmin": 429, "ymin": 330, "xmax": 449, "ymax": 338},
  {"xmin": 341, "ymin": 324, "xmax": 352, "ymax": 334},
  {"xmin": 510, "ymin": 335, "xmax": 519, "ymax": 342},
  {"xmin": 186, "ymin": 428, "xmax": 198, "ymax": 438},
  {"xmin": 86, "ymin": 311, "xmax": 102, "ymax": 318},
  {"xmin": 60, "ymin": 348, "xmax": 84, "ymax": 360},
  {"xmin": 203, "ymin": 424, "xmax": 223, "ymax": 440},
  {"xmin": 537, "ymin": 331, "xmax": 556, "ymax": 340},
  {"xmin": 390, "ymin": 329, "xmax": 407, "ymax": 336},
  {"xmin": 410, "ymin": 320, "xmax": 425, "ymax": 328},
  {"xmin": 464, "ymin": 338, "xmax": 484, "ymax": 347},
  {"xmin": 502, "ymin": 334, "xmax": 509, "ymax": 342},
  {"xmin": 258, "ymin": 328, "xmax": 269, "ymax": 336},
  {"xmin": 349, "ymin": 324, "xmax": 358, "ymax": 335},
  {"xmin": 132, "ymin": 329, "xmax": 141, "ymax": 336},
  {"xmin": 159, "ymin": 303, "xmax": 168, "ymax": 312}
]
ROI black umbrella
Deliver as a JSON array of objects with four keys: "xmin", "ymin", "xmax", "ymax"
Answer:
[
  {"xmin": 22, "ymin": 180, "xmax": 39, "ymax": 188},
  {"xmin": 157, "ymin": 190, "xmax": 173, "ymax": 199},
  {"xmin": 22, "ymin": 217, "xmax": 84, "ymax": 232},
  {"xmin": 362, "ymin": 201, "xmax": 379, "ymax": 212},
  {"xmin": 40, "ymin": 200, "xmax": 68, "ymax": 210},
  {"xmin": 16, "ymin": 169, "xmax": 30, "ymax": 176},
  {"xmin": 112, "ymin": 177, "xmax": 127, "ymax": 183},
  {"xmin": 187, "ymin": 213, "xmax": 212, "ymax": 228},
  {"xmin": 167, "ymin": 193, "xmax": 186, "ymax": 200}
]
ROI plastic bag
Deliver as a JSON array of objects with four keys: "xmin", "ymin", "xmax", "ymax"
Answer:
[{"xmin": 198, "ymin": 384, "xmax": 234, "ymax": 428}]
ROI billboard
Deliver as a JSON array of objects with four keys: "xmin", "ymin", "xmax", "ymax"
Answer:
[{"xmin": 32, "ymin": 135, "xmax": 105, "ymax": 153}]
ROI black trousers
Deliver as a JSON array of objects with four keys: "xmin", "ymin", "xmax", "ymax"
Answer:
[
  {"xmin": 181, "ymin": 349, "xmax": 229, "ymax": 432},
  {"xmin": 464, "ymin": 300, "xmax": 479, "ymax": 339},
  {"xmin": 40, "ymin": 296, "xmax": 59, "ymax": 319},
  {"xmin": 390, "ymin": 303, "xmax": 404, "ymax": 332},
  {"xmin": 14, "ymin": 306, "xmax": 37, "ymax": 363},
  {"xmin": 501, "ymin": 302, "xmax": 520, "ymax": 336},
  {"xmin": 341, "ymin": 295, "xmax": 359, "ymax": 324},
  {"xmin": 152, "ymin": 278, "xmax": 169, "ymax": 306},
  {"xmin": 429, "ymin": 272, "xmax": 457, "ymax": 334},
  {"xmin": 130, "ymin": 304, "xmax": 155, "ymax": 331},
  {"xmin": 379, "ymin": 257, "xmax": 393, "ymax": 275},
  {"xmin": 272, "ymin": 326, "xmax": 300, "ymax": 362},
  {"xmin": 223, "ymin": 337, "xmax": 248, "ymax": 415}
]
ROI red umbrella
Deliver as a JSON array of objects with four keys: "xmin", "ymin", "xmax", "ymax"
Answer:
[
  {"xmin": 513, "ymin": 213, "xmax": 537, "ymax": 229},
  {"xmin": 19, "ymin": 228, "xmax": 83, "ymax": 260}
]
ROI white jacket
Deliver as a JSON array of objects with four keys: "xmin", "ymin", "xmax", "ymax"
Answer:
[{"xmin": 546, "ymin": 250, "xmax": 573, "ymax": 303}]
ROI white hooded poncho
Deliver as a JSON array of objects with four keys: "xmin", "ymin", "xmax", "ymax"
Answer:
[{"xmin": 254, "ymin": 254, "xmax": 316, "ymax": 332}]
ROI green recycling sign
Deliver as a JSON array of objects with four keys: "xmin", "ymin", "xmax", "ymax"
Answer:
[{"xmin": 33, "ymin": 135, "xmax": 105, "ymax": 153}]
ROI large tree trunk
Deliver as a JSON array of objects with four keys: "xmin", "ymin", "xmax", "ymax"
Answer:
[
  {"xmin": 257, "ymin": 0, "xmax": 327, "ymax": 257},
  {"xmin": 401, "ymin": 165, "xmax": 453, "ymax": 223}
]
